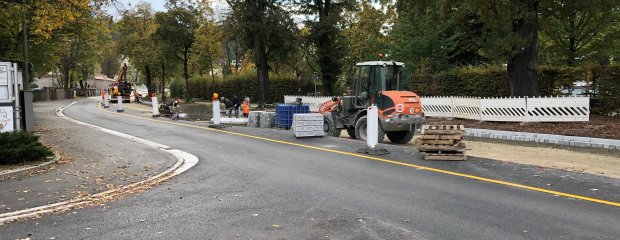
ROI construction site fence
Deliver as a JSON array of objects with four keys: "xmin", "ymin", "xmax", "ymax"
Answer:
[{"xmin": 284, "ymin": 95, "xmax": 590, "ymax": 122}]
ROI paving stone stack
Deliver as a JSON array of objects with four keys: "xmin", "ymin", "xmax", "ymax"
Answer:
[
  {"xmin": 417, "ymin": 125, "xmax": 466, "ymax": 161},
  {"xmin": 293, "ymin": 113, "xmax": 325, "ymax": 138},
  {"xmin": 259, "ymin": 112, "xmax": 276, "ymax": 128},
  {"xmin": 248, "ymin": 111, "xmax": 264, "ymax": 128}
]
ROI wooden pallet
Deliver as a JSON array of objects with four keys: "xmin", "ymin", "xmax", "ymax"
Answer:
[
  {"xmin": 418, "ymin": 144, "xmax": 465, "ymax": 152},
  {"xmin": 417, "ymin": 125, "xmax": 467, "ymax": 161},
  {"xmin": 423, "ymin": 153, "xmax": 467, "ymax": 161},
  {"xmin": 422, "ymin": 125, "xmax": 465, "ymax": 135}
]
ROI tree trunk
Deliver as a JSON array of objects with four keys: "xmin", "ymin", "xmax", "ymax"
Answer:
[
  {"xmin": 252, "ymin": 0, "xmax": 270, "ymax": 106},
  {"xmin": 315, "ymin": 0, "xmax": 340, "ymax": 96},
  {"xmin": 184, "ymin": 46, "xmax": 190, "ymax": 101},
  {"xmin": 253, "ymin": 32, "xmax": 270, "ymax": 106},
  {"xmin": 507, "ymin": 0, "xmax": 540, "ymax": 97},
  {"xmin": 161, "ymin": 64, "xmax": 166, "ymax": 102},
  {"xmin": 210, "ymin": 61, "xmax": 216, "ymax": 95},
  {"xmin": 145, "ymin": 65, "xmax": 152, "ymax": 99}
]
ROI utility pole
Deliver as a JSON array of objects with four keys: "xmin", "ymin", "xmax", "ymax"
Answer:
[{"xmin": 21, "ymin": 0, "xmax": 30, "ymax": 90}]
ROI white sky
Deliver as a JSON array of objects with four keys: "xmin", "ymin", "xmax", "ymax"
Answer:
[{"xmin": 106, "ymin": 0, "xmax": 230, "ymax": 20}]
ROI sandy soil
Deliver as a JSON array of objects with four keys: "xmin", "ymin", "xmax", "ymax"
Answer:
[{"xmin": 462, "ymin": 138, "xmax": 620, "ymax": 178}]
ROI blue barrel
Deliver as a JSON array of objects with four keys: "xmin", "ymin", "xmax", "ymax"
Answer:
[{"xmin": 275, "ymin": 104, "xmax": 310, "ymax": 129}]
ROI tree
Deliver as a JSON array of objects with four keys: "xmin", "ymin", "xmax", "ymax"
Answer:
[
  {"xmin": 226, "ymin": 0, "xmax": 298, "ymax": 105},
  {"xmin": 540, "ymin": 0, "xmax": 620, "ymax": 66},
  {"xmin": 297, "ymin": 0, "xmax": 355, "ymax": 96},
  {"xmin": 55, "ymin": 5, "xmax": 109, "ymax": 96},
  {"xmin": 190, "ymin": 1, "xmax": 222, "ymax": 90},
  {"xmin": 0, "ymin": 0, "xmax": 92, "ymax": 75},
  {"xmin": 342, "ymin": 0, "xmax": 394, "ymax": 67},
  {"xmin": 117, "ymin": 2, "xmax": 158, "ymax": 97},
  {"xmin": 393, "ymin": 0, "xmax": 541, "ymax": 96},
  {"xmin": 153, "ymin": 0, "xmax": 199, "ymax": 101}
]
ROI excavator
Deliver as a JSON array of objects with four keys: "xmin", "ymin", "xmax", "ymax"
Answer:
[
  {"xmin": 318, "ymin": 60, "xmax": 467, "ymax": 160},
  {"xmin": 108, "ymin": 63, "xmax": 132, "ymax": 103}
]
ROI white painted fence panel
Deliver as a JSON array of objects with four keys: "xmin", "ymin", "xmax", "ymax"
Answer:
[
  {"xmin": 527, "ymin": 96, "xmax": 589, "ymax": 122},
  {"xmin": 420, "ymin": 96, "xmax": 452, "ymax": 118},
  {"xmin": 284, "ymin": 95, "xmax": 334, "ymax": 112},
  {"xmin": 452, "ymin": 97, "xmax": 481, "ymax": 120},
  {"xmin": 480, "ymin": 97, "xmax": 527, "ymax": 122}
]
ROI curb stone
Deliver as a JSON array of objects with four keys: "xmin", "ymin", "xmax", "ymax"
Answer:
[
  {"xmin": 464, "ymin": 128, "xmax": 620, "ymax": 150},
  {"xmin": 0, "ymin": 152, "xmax": 61, "ymax": 182}
]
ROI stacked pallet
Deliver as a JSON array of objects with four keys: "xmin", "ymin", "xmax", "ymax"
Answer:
[
  {"xmin": 417, "ymin": 125, "xmax": 466, "ymax": 161},
  {"xmin": 259, "ymin": 112, "xmax": 276, "ymax": 128},
  {"xmin": 293, "ymin": 113, "xmax": 325, "ymax": 138},
  {"xmin": 247, "ymin": 111, "xmax": 264, "ymax": 128}
]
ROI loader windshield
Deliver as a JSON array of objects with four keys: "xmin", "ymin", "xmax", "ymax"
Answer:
[{"xmin": 385, "ymin": 65, "xmax": 412, "ymax": 91}]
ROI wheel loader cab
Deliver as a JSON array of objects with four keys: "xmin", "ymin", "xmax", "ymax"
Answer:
[
  {"xmin": 321, "ymin": 60, "xmax": 426, "ymax": 144},
  {"xmin": 352, "ymin": 61, "xmax": 425, "ymax": 132}
]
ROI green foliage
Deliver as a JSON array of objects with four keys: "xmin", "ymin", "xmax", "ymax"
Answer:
[
  {"xmin": 540, "ymin": 0, "xmax": 620, "ymax": 66},
  {"xmin": 153, "ymin": 1, "xmax": 200, "ymax": 100},
  {"xmin": 298, "ymin": 0, "xmax": 355, "ymax": 95},
  {"xmin": 186, "ymin": 71, "xmax": 315, "ymax": 103},
  {"xmin": 411, "ymin": 65, "xmax": 589, "ymax": 97},
  {"xmin": 594, "ymin": 65, "xmax": 620, "ymax": 115},
  {"xmin": 538, "ymin": 66, "xmax": 581, "ymax": 96},
  {"xmin": 169, "ymin": 79, "xmax": 184, "ymax": 98},
  {"xmin": 412, "ymin": 67, "xmax": 510, "ymax": 97},
  {"xmin": 0, "ymin": 131, "xmax": 53, "ymax": 165}
]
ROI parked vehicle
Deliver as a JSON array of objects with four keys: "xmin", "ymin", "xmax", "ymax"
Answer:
[{"xmin": 319, "ymin": 61, "xmax": 426, "ymax": 143}]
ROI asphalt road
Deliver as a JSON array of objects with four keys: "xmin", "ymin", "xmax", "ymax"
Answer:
[{"xmin": 2, "ymin": 98, "xmax": 619, "ymax": 239}]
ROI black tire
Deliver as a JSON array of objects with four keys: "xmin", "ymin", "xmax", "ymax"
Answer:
[
  {"xmin": 354, "ymin": 115, "xmax": 385, "ymax": 143},
  {"xmin": 323, "ymin": 113, "xmax": 341, "ymax": 137},
  {"xmin": 386, "ymin": 131, "xmax": 415, "ymax": 144},
  {"xmin": 346, "ymin": 127, "xmax": 357, "ymax": 139}
]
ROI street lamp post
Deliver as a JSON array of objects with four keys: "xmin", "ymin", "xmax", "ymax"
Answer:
[
  {"xmin": 21, "ymin": 0, "xmax": 30, "ymax": 90},
  {"xmin": 312, "ymin": 72, "xmax": 318, "ymax": 96}
]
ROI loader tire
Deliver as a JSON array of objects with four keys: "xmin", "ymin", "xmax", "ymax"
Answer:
[
  {"xmin": 354, "ymin": 116, "xmax": 385, "ymax": 143},
  {"xmin": 386, "ymin": 130, "xmax": 415, "ymax": 144},
  {"xmin": 323, "ymin": 113, "xmax": 341, "ymax": 137},
  {"xmin": 346, "ymin": 127, "xmax": 357, "ymax": 139}
]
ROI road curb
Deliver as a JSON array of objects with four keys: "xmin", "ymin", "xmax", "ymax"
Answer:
[
  {"xmin": 0, "ymin": 152, "xmax": 61, "ymax": 182},
  {"xmin": 0, "ymin": 100, "xmax": 199, "ymax": 225},
  {"xmin": 464, "ymin": 128, "xmax": 620, "ymax": 150}
]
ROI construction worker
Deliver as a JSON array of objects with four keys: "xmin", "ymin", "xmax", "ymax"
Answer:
[
  {"xmin": 242, "ymin": 98, "xmax": 249, "ymax": 118},
  {"xmin": 232, "ymin": 95, "xmax": 241, "ymax": 118},
  {"xmin": 221, "ymin": 97, "xmax": 234, "ymax": 117},
  {"xmin": 134, "ymin": 89, "xmax": 140, "ymax": 103}
]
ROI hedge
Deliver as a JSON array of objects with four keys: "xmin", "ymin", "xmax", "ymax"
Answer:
[
  {"xmin": 412, "ymin": 65, "xmax": 589, "ymax": 97},
  {"xmin": 187, "ymin": 71, "xmax": 315, "ymax": 103},
  {"xmin": 0, "ymin": 131, "xmax": 54, "ymax": 165},
  {"xmin": 595, "ymin": 65, "xmax": 620, "ymax": 115}
]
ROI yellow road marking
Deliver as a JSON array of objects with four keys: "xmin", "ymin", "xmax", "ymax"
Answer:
[{"xmin": 96, "ymin": 101, "xmax": 620, "ymax": 207}]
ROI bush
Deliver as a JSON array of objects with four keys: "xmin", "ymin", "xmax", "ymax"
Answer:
[
  {"xmin": 595, "ymin": 65, "xmax": 620, "ymax": 116},
  {"xmin": 186, "ymin": 71, "xmax": 315, "ymax": 103},
  {"xmin": 413, "ymin": 65, "xmax": 579, "ymax": 97},
  {"xmin": 0, "ymin": 131, "xmax": 54, "ymax": 165},
  {"xmin": 169, "ymin": 79, "xmax": 184, "ymax": 98}
]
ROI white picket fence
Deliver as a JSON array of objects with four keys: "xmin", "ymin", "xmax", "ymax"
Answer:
[
  {"xmin": 421, "ymin": 96, "xmax": 590, "ymax": 122},
  {"xmin": 284, "ymin": 95, "xmax": 335, "ymax": 112},
  {"xmin": 284, "ymin": 95, "xmax": 590, "ymax": 122}
]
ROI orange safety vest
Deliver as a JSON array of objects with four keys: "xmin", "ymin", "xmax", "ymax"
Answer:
[{"xmin": 242, "ymin": 100, "xmax": 249, "ymax": 114}]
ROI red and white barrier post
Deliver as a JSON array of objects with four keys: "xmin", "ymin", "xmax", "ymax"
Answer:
[
  {"xmin": 367, "ymin": 105, "xmax": 378, "ymax": 149},
  {"xmin": 117, "ymin": 96, "xmax": 124, "ymax": 112},
  {"xmin": 151, "ymin": 95, "xmax": 160, "ymax": 117}
]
